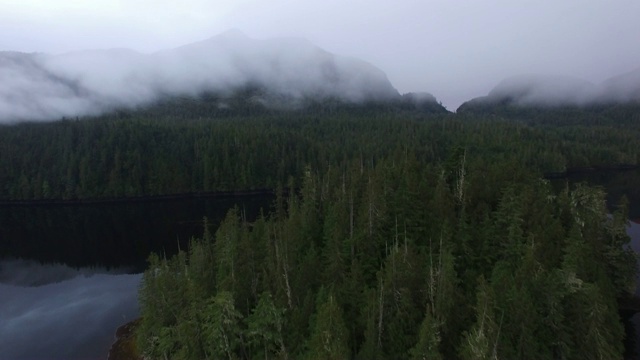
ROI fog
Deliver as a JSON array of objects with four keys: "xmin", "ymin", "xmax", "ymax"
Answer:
[
  {"xmin": 464, "ymin": 69, "xmax": 640, "ymax": 108},
  {"xmin": 0, "ymin": 0, "xmax": 639, "ymax": 118},
  {"xmin": 487, "ymin": 75, "xmax": 597, "ymax": 106},
  {"xmin": 0, "ymin": 30, "xmax": 398, "ymax": 123},
  {"xmin": 0, "ymin": 259, "xmax": 140, "ymax": 359},
  {"xmin": 6, "ymin": 30, "xmax": 637, "ymax": 123}
]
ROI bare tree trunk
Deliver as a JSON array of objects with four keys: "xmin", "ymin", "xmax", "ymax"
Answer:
[
  {"xmin": 273, "ymin": 229, "xmax": 293, "ymax": 309},
  {"xmin": 377, "ymin": 278, "xmax": 384, "ymax": 349},
  {"xmin": 456, "ymin": 149, "xmax": 466, "ymax": 204},
  {"xmin": 428, "ymin": 238, "xmax": 436, "ymax": 313},
  {"xmin": 350, "ymin": 192, "xmax": 354, "ymax": 259}
]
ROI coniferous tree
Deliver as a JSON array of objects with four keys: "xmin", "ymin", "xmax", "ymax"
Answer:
[
  {"xmin": 246, "ymin": 292, "xmax": 288, "ymax": 359},
  {"xmin": 202, "ymin": 291, "xmax": 244, "ymax": 360},
  {"xmin": 307, "ymin": 289, "xmax": 351, "ymax": 360}
]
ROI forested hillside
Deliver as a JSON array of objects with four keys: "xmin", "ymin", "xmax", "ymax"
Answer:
[
  {"xmin": 136, "ymin": 155, "xmax": 637, "ymax": 359},
  {"xmin": 0, "ymin": 98, "xmax": 638, "ymax": 201}
]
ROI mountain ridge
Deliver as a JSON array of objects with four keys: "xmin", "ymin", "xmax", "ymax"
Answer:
[
  {"xmin": 3, "ymin": 30, "xmax": 639, "ymax": 122},
  {"xmin": 457, "ymin": 69, "xmax": 640, "ymax": 113},
  {"xmin": 0, "ymin": 31, "xmax": 425, "ymax": 122}
]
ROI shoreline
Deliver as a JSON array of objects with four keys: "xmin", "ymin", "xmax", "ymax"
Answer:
[
  {"xmin": 108, "ymin": 318, "xmax": 142, "ymax": 360},
  {"xmin": 0, "ymin": 188, "xmax": 276, "ymax": 206},
  {"xmin": 543, "ymin": 164, "xmax": 639, "ymax": 179},
  {"xmin": 1, "ymin": 165, "xmax": 638, "ymax": 206}
]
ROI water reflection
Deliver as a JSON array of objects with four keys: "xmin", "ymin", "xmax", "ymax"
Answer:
[
  {"xmin": 0, "ymin": 194, "xmax": 273, "ymax": 359},
  {"xmin": 0, "ymin": 260, "xmax": 140, "ymax": 360},
  {"xmin": 0, "ymin": 195, "xmax": 274, "ymax": 270}
]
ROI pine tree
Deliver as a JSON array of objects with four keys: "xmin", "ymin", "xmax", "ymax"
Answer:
[
  {"xmin": 246, "ymin": 292, "xmax": 288, "ymax": 359},
  {"xmin": 459, "ymin": 277, "xmax": 500, "ymax": 360},
  {"xmin": 202, "ymin": 291, "xmax": 244, "ymax": 360},
  {"xmin": 410, "ymin": 310, "xmax": 443, "ymax": 360},
  {"xmin": 306, "ymin": 289, "xmax": 351, "ymax": 360}
]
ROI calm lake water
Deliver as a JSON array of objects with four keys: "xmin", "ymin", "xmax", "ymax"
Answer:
[
  {"xmin": 1, "ymin": 170, "xmax": 639, "ymax": 359},
  {"xmin": 0, "ymin": 194, "xmax": 273, "ymax": 360}
]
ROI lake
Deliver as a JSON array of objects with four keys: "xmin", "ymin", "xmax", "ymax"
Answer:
[{"xmin": 0, "ymin": 194, "xmax": 273, "ymax": 360}]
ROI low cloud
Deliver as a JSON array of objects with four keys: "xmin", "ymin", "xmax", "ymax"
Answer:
[
  {"xmin": 0, "ymin": 30, "xmax": 399, "ymax": 123},
  {"xmin": 458, "ymin": 69, "xmax": 640, "ymax": 111},
  {"xmin": 488, "ymin": 75, "xmax": 596, "ymax": 106}
]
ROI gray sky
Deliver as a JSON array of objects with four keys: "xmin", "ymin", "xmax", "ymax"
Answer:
[{"xmin": 1, "ymin": 0, "xmax": 639, "ymax": 110}]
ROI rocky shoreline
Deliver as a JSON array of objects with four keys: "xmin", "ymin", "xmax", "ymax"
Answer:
[{"xmin": 108, "ymin": 318, "xmax": 142, "ymax": 360}]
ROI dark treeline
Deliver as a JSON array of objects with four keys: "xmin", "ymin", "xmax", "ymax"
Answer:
[
  {"xmin": 1, "ymin": 100, "xmax": 639, "ymax": 201},
  {"xmin": 136, "ymin": 155, "xmax": 637, "ymax": 359},
  {"xmin": 457, "ymin": 99, "xmax": 640, "ymax": 127}
]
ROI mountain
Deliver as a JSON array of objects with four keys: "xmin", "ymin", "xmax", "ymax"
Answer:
[
  {"xmin": 152, "ymin": 30, "xmax": 399, "ymax": 102},
  {"xmin": 0, "ymin": 30, "xmax": 407, "ymax": 122},
  {"xmin": 457, "ymin": 70, "xmax": 640, "ymax": 113},
  {"xmin": 0, "ymin": 51, "xmax": 93, "ymax": 120},
  {"xmin": 598, "ymin": 67, "xmax": 640, "ymax": 103}
]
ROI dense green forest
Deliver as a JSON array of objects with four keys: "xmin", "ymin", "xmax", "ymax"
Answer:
[
  {"xmin": 457, "ymin": 98, "xmax": 640, "ymax": 127},
  {"xmin": 1, "ymin": 100, "xmax": 639, "ymax": 201},
  {"xmin": 136, "ymin": 156, "xmax": 636, "ymax": 359},
  {"xmin": 1, "ymin": 98, "xmax": 639, "ymax": 358}
]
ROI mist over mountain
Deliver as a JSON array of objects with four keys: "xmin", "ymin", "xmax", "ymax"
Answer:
[
  {"xmin": 599, "ymin": 67, "xmax": 640, "ymax": 103},
  {"xmin": 457, "ymin": 69, "xmax": 640, "ymax": 113},
  {"xmin": 0, "ymin": 30, "xmax": 406, "ymax": 123}
]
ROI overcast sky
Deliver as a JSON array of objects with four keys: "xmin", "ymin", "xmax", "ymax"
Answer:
[{"xmin": 1, "ymin": 0, "xmax": 639, "ymax": 110}]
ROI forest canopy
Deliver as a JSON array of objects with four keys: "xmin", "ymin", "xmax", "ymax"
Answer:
[
  {"xmin": 1, "ymin": 97, "xmax": 638, "ymax": 359},
  {"xmin": 136, "ymin": 155, "xmax": 637, "ymax": 359},
  {"xmin": 0, "ymin": 99, "xmax": 639, "ymax": 201}
]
